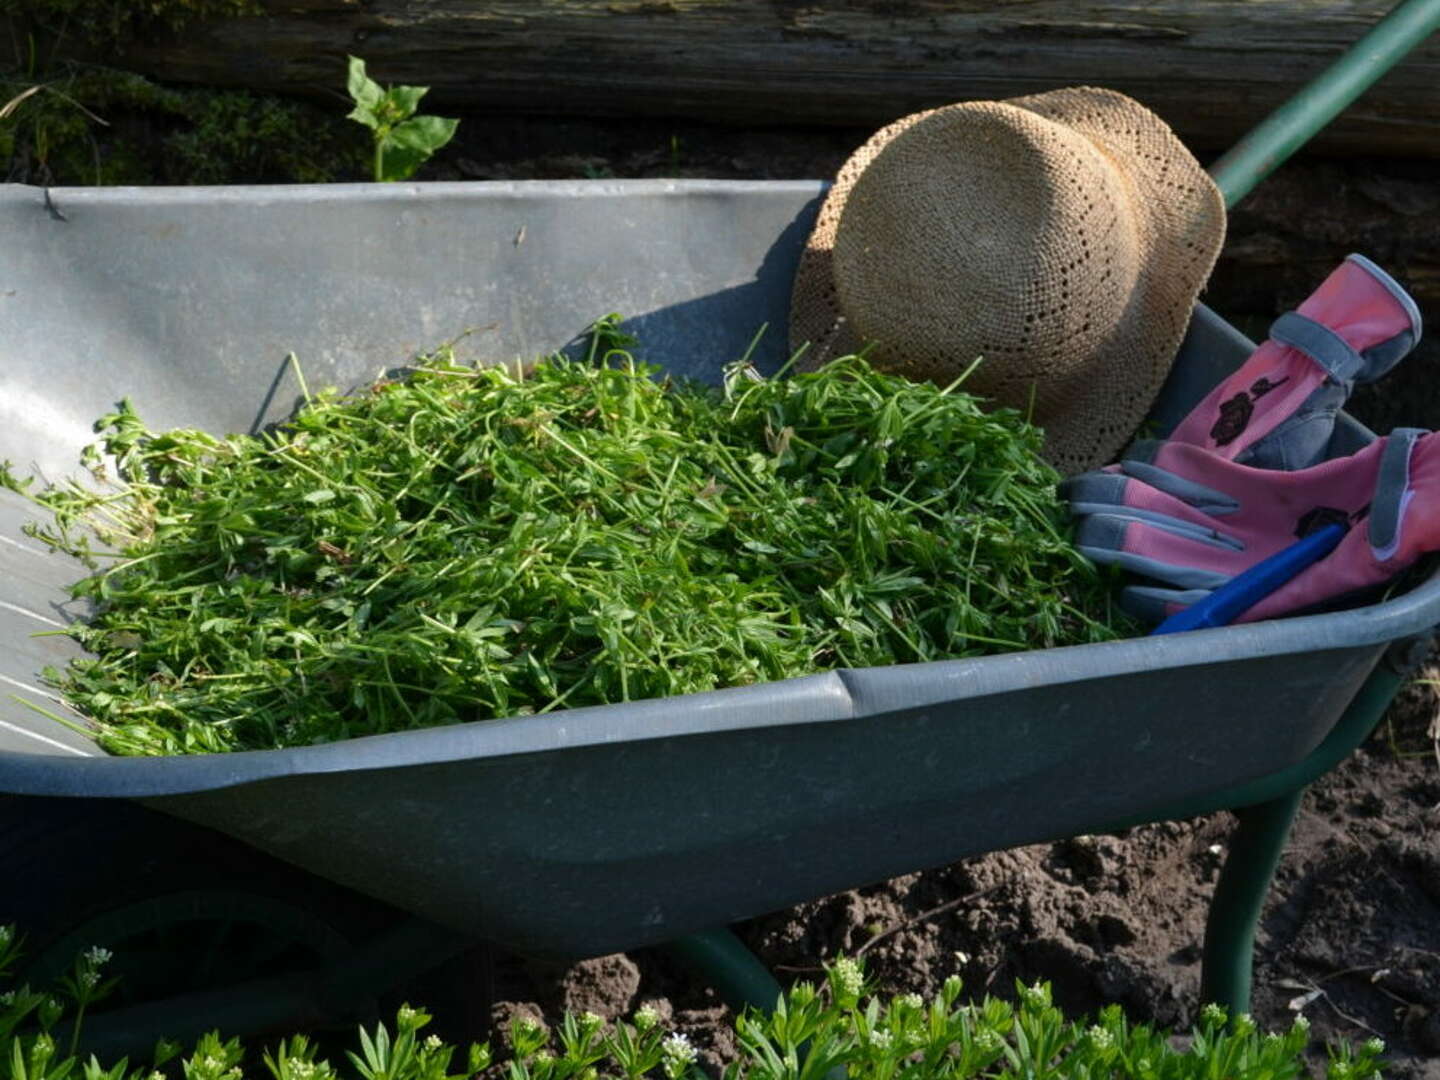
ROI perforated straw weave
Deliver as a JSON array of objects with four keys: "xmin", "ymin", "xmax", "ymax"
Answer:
[{"xmin": 789, "ymin": 87, "xmax": 1225, "ymax": 474}]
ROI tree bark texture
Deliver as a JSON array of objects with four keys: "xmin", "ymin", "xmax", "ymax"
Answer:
[{"xmin": 25, "ymin": 1, "xmax": 1440, "ymax": 155}]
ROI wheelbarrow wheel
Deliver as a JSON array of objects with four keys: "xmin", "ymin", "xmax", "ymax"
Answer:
[
  {"xmin": 0, "ymin": 794, "xmax": 482, "ymax": 1055},
  {"xmin": 20, "ymin": 889, "xmax": 357, "ymax": 1008}
]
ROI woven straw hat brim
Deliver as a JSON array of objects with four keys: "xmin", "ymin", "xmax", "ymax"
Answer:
[{"xmin": 788, "ymin": 87, "xmax": 1225, "ymax": 474}]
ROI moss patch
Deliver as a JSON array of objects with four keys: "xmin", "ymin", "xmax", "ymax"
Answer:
[
  {"xmin": 0, "ymin": 0, "xmax": 356, "ymax": 185},
  {"xmin": 2, "ymin": 66, "xmax": 368, "ymax": 185}
]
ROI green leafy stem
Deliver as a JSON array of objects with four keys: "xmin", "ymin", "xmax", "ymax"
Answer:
[{"xmin": 345, "ymin": 56, "xmax": 458, "ymax": 183}]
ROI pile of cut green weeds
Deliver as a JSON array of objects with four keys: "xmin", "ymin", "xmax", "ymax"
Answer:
[{"xmin": 3, "ymin": 328, "xmax": 1129, "ymax": 755}]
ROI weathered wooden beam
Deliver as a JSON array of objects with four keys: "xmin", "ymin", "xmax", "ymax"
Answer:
[{"xmin": 24, "ymin": 1, "xmax": 1440, "ymax": 155}]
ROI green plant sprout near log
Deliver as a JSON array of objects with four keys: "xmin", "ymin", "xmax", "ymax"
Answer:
[
  {"xmin": 345, "ymin": 56, "xmax": 457, "ymax": 182},
  {"xmin": 0, "ymin": 926, "xmax": 1391, "ymax": 1080}
]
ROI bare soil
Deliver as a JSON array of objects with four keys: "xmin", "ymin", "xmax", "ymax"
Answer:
[{"xmin": 430, "ymin": 115, "xmax": 1440, "ymax": 1080}]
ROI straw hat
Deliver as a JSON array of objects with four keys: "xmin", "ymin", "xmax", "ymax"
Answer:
[{"xmin": 789, "ymin": 86, "xmax": 1225, "ymax": 474}]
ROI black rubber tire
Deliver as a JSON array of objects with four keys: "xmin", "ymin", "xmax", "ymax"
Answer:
[{"xmin": 0, "ymin": 794, "xmax": 494, "ymax": 1047}]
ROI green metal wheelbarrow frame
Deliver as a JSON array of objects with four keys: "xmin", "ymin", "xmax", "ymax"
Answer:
[{"xmin": 0, "ymin": 0, "xmax": 1437, "ymax": 1054}]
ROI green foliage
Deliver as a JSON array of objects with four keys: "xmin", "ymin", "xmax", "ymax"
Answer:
[
  {"xmin": 163, "ymin": 88, "xmax": 368, "ymax": 185},
  {"xmin": 0, "ymin": 65, "xmax": 366, "ymax": 185},
  {"xmin": 707, "ymin": 967, "xmax": 1387, "ymax": 1080},
  {"xmin": 345, "ymin": 56, "xmax": 458, "ymax": 182},
  {"xmin": 5, "ymin": 323, "xmax": 1133, "ymax": 755},
  {"xmin": 0, "ymin": 928, "xmax": 1392, "ymax": 1080}
]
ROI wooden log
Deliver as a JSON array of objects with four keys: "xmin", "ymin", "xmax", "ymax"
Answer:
[{"xmin": 22, "ymin": 0, "xmax": 1440, "ymax": 156}]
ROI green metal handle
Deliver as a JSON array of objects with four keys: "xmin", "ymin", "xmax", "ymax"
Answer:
[{"xmin": 1208, "ymin": 0, "xmax": 1440, "ymax": 207}]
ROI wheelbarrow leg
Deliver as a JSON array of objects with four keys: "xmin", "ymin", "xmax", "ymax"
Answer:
[
  {"xmin": 1198, "ymin": 785, "xmax": 1306, "ymax": 1014},
  {"xmin": 662, "ymin": 928, "xmax": 783, "ymax": 1014},
  {"xmin": 1197, "ymin": 645, "xmax": 1424, "ymax": 1013}
]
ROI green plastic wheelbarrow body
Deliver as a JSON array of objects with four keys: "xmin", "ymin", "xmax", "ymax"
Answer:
[{"xmin": 0, "ymin": 180, "xmax": 1433, "ymax": 959}]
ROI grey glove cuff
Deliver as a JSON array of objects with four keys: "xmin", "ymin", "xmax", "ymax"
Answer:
[
  {"xmin": 1269, "ymin": 255, "xmax": 1421, "ymax": 391},
  {"xmin": 1370, "ymin": 427, "xmax": 1424, "ymax": 559},
  {"xmin": 1235, "ymin": 255, "xmax": 1420, "ymax": 472}
]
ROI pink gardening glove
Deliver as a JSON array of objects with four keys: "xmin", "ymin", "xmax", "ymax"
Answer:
[
  {"xmin": 1166, "ymin": 253, "xmax": 1421, "ymax": 469},
  {"xmin": 1060, "ymin": 254, "xmax": 1426, "ymax": 624},
  {"xmin": 1062, "ymin": 428, "xmax": 1438, "ymax": 622}
]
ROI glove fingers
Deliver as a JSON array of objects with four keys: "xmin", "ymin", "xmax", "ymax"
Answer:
[
  {"xmin": 1074, "ymin": 513, "xmax": 1242, "ymax": 591},
  {"xmin": 1117, "ymin": 457, "xmax": 1240, "ymax": 515},
  {"xmin": 1070, "ymin": 504, "xmax": 1243, "ymax": 550},
  {"xmin": 1120, "ymin": 585, "xmax": 1215, "ymax": 624},
  {"xmin": 1063, "ymin": 465, "xmax": 1243, "ymax": 539}
]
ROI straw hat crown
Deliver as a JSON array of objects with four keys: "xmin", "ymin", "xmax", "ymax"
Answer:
[{"xmin": 790, "ymin": 87, "xmax": 1225, "ymax": 473}]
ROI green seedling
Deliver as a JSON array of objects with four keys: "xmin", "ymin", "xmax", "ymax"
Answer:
[
  {"xmin": 4, "ymin": 323, "xmax": 1132, "ymax": 756},
  {"xmin": 345, "ymin": 56, "xmax": 457, "ymax": 182},
  {"xmin": 0, "ymin": 926, "xmax": 1390, "ymax": 1080}
]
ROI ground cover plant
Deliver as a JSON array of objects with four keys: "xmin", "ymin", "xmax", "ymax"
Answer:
[
  {"xmin": 0, "ymin": 925, "xmax": 1389, "ymax": 1080},
  {"xmin": 1, "ymin": 323, "xmax": 1128, "ymax": 755}
]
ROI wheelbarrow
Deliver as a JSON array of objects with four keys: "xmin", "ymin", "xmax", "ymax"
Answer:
[{"xmin": 2, "ymin": 0, "xmax": 1439, "ymax": 1056}]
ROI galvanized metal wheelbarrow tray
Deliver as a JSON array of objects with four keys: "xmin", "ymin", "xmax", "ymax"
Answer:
[{"xmin": 1, "ymin": 0, "xmax": 1438, "ymax": 1049}]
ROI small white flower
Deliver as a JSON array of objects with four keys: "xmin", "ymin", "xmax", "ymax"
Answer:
[
  {"xmin": 398, "ymin": 1005, "xmax": 419, "ymax": 1026},
  {"xmin": 33, "ymin": 1034, "xmax": 55, "ymax": 1056},
  {"xmin": 974, "ymin": 1028, "xmax": 1003, "ymax": 1054},
  {"xmin": 0, "ymin": 925, "xmax": 12, "ymax": 946},
  {"xmin": 424, "ymin": 1035, "xmax": 442, "ymax": 1052},
  {"xmin": 80, "ymin": 970, "xmax": 100, "ymax": 989},
  {"xmin": 1087, "ymin": 1025, "xmax": 1113, "ymax": 1051},
  {"xmin": 84, "ymin": 946, "xmax": 113, "ymax": 967},
  {"xmin": 1, "ymin": 991, "xmax": 17, "ymax": 1007},
  {"xmin": 633, "ymin": 1004, "xmax": 660, "ymax": 1032},
  {"xmin": 831, "ymin": 956, "xmax": 864, "ymax": 1000},
  {"xmin": 1019, "ymin": 983, "xmax": 1050, "ymax": 1010},
  {"xmin": 868, "ymin": 1029, "xmax": 893, "ymax": 1052},
  {"xmin": 1364, "ymin": 1037, "xmax": 1386, "ymax": 1055},
  {"xmin": 1233, "ymin": 1013, "xmax": 1256, "ymax": 1037},
  {"xmin": 580, "ymin": 1011, "xmax": 604, "ymax": 1029},
  {"xmin": 151, "ymin": 1071, "xmax": 167, "ymax": 1080},
  {"xmin": 898, "ymin": 993, "xmax": 924, "ymax": 1011},
  {"xmin": 662, "ymin": 1032, "xmax": 698, "ymax": 1072},
  {"xmin": 1291, "ymin": 1014, "xmax": 1311, "ymax": 1034},
  {"xmin": 1200, "ymin": 1003, "xmax": 1227, "ymax": 1028}
]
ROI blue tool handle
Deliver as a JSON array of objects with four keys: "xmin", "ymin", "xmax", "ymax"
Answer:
[{"xmin": 1151, "ymin": 522, "xmax": 1347, "ymax": 635}]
